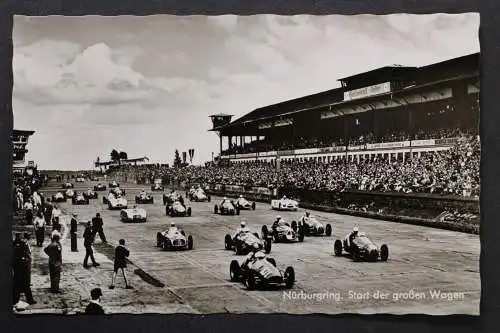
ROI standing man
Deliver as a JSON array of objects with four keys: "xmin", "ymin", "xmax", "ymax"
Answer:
[
  {"xmin": 44, "ymin": 233, "xmax": 62, "ymax": 293},
  {"xmin": 83, "ymin": 222, "xmax": 100, "ymax": 268},
  {"xmin": 109, "ymin": 239, "xmax": 132, "ymax": 289},
  {"xmin": 91, "ymin": 213, "xmax": 107, "ymax": 243},
  {"xmin": 23, "ymin": 199, "xmax": 34, "ymax": 225},
  {"xmin": 43, "ymin": 202, "xmax": 53, "ymax": 226},
  {"xmin": 70, "ymin": 213, "xmax": 78, "ymax": 252},
  {"xmin": 13, "ymin": 233, "xmax": 36, "ymax": 305},
  {"xmin": 85, "ymin": 288, "xmax": 105, "ymax": 314},
  {"xmin": 51, "ymin": 205, "xmax": 61, "ymax": 231},
  {"xmin": 33, "ymin": 211, "xmax": 46, "ymax": 247}
]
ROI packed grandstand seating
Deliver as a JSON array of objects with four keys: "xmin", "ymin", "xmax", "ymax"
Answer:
[
  {"xmin": 107, "ymin": 129, "xmax": 479, "ymax": 198},
  {"xmin": 222, "ymin": 126, "xmax": 476, "ymax": 155}
]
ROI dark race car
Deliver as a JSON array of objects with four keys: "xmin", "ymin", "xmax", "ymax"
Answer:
[
  {"xmin": 156, "ymin": 227, "xmax": 194, "ymax": 251},
  {"xmin": 51, "ymin": 192, "xmax": 67, "ymax": 203},
  {"xmin": 234, "ymin": 196, "xmax": 256, "ymax": 210},
  {"xmin": 224, "ymin": 231, "xmax": 271, "ymax": 255},
  {"xmin": 62, "ymin": 182, "xmax": 74, "ymax": 189},
  {"xmin": 163, "ymin": 191, "xmax": 184, "ymax": 206},
  {"xmin": 262, "ymin": 219, "xmax": 304, "ymax": 243},
  {"xmin": 229, "ymin": 254, "xmax": 295, "ymax": 290},
  {"xmin": 135, "ymin": 192, "xmax": 154, "ymax": 204},
  {"xmin": 108, "ymin": 181, "xmax": 119, "ymax": 188},
  {"xmin": 151, "ymin": 183, "xmax": 165, "ymax": 192},
  {"xmin": 72, "ymin": 193, "xmax": 89, "ymax": 205},
  {"xmin": 110, "ymin": 187, "xmax": 126, "ymax": 196},
  {"xmin": 214, "ymin": 199, "xmax": 240, "ymax": 215},
  {"xmin": 298, "ymin": 216, "xmax": 332, "ymax": 237},
  {"xmin": 83, "ymin": 189, "xmax": 98, "ymax": 199},
  {"xmin": 93, "ymin": 183, "xmax": 107, "ymax": 191},
  {"xmin": 334, "ymin": 232, "xmax": 389, "ymax": 262},
  {"xmin": 166, "ymin": 200, "xmax": 192, "ymax": 217}
]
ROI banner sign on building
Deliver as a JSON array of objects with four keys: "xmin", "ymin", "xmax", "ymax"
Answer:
[
  {"xmin": 344, "ymin": 82, "xmax": 391, "ymax": 101},
  {"xmin": 366, "ymin": 141, "xmax": 411, "ymax": 149},
  {"xmin": 274, "ymin": 118, "xmax": 293, "ymax": 127},
  {"xmin": 410, "ymin": 139, "xmax": 436, "ymax": 147}
]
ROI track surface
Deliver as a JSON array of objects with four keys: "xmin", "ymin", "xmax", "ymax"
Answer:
[{"xmin": 43, "ymin": 180, "xmax": 480, "ymax": 315}]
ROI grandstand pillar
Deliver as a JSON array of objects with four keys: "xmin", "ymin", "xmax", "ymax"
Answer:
[{"xmin": 219, "ymin": 135, "xmax": 223, "ymax": 155}]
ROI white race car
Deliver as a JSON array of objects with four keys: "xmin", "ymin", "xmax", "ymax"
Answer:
[
  {"xmin": 51, "ymin": 192, "xmax": 67, "ymax": 202},
  {"xmin": 104, "ymin": 193, "xmax": 128, "ymax": 210},
  {"xmin": 234, "ymin": 196, "xmax": 256, "ymax": 210},
  {"xmin": 188, "ymin": 187, "xmax": 211, "ymax": 202},
  {"xmin": 120, "ymin": 207, "xmax": 147, "ymax": 223},
  {"xmin": 298, "ymin": 216, "xmax": 332, "ymax": 236},
  {"xmin": 109, "ymin": 180, "xmax": 119, "ymax": 188},
  {"xmin": 271, "ymin": 196, "xmax": 298, "ymax": 211},
  {"xmin": 64, "ymin": 189, "xmax": 75, "ymax": 199},
  {"xmin": 76, "ymin": 177, "xmax": 85, "ymax": 183},
  {"xmin": 72, "ymin": 193, "xmax": 89, "ymax": 205},
  {"xmin": 62, "ymin": 182, "xmax": 74, "ymax": 189}
]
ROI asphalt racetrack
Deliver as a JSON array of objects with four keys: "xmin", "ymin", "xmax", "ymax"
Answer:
[{"xmin": 44, "ymin": 180, "xmax": 480, "ymax": 315}]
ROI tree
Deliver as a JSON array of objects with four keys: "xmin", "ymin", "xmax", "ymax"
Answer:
[
  {"xmin": 173, "ymin": 149, "xmax": 182, "ymax": 167},
  {"xmin": 110, "ymin": 149, "xmax": 119, "ymax": 161},
  {"xmin": 119, "ymin": 151, "xmax": 128, "ymax": 160}
]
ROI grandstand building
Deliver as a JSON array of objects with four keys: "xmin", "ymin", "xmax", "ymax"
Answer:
[
  {"xmin": 210, "ymin": 53, "xmax": 479, "ymax": 164},
  {"xmin": 12, "ymin": 129, "xmax": 36, "ymax": 174}
]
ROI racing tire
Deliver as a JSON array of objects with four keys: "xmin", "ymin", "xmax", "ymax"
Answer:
[
  {"xmin": 264, "ymin": 238, "xmax": 272, "ymax": 254},
  {"xmin": 102, "ymin": 197, "xmax": 107, "ymax": 204},
  {"xmin": 235, "ymin": 245, "xmax": 242, "ymax": 255},
  {"xmin": 156, "ymin": 233, "xmax": 162, "ymax": 247},
  {"xmin": 85, "ymin": 199, "xmax": 89, "ymax": 205},
  {"xmin": 135, "ymin": 197, "xmax": 139, "ymax": 204},
  {"xmin": 298, "ymin": 227, "xmax": 305, "ymax": 243},
  {"xmin": 165, "ymin": 206, "xmax": 170, "ymax": 216},
  {"xmin": 253, "ymin": 232, "xmax": 260, "ymax": 239},
  {"xmin": 334, "ymin": 239, "xmax": 343, "ymax": 256},
  {"xmin": 251, "ymin": 202, "xmax": 256, "ymax": 210},
  {"xmin": 224, "ymin": 234, "xmax": 232, "ymax": 250},
  {"xmin": 353, "ymin": 251, "xmax": 361, "ymax": 262},
  {"xmin": 291, "ymin": 221, "xmax": 297, "ymax": 232},
  {"xmin": 261, "ymin": 225, "xmax": 269, "ymax": 238},
  {"xmin": 236, "ymin": 208, "xmax": 240, "ymax": 215},
  {"xmin": 284, "ymin": 267, "xmax": 295, "ymax": 289},
  {"xmin": 245, "ymin": 274, "xmax": 256, "ymax": 290},
  {"xmin": 150, "ymin": 198, "xmax": 154, "ymax": 204},
  {"xmin": 214, "ymin": 205, "xmax": 218, "ymax": 214},
  {"xmin": 162, "ymin": 239, "xmax": 171, "ymax": 251},
  {"xmin": 325, "ymin": 224, "xmax": 332, "ymax": 237},
  {"xmin": 187, "ymin": 207, "xmax": 192, "ymax": 217},
  {"xmin": 163, "ymin": 198, "xmax": 167, "ymax": 205},
  {"xmin": 187, "ymin": 235, "xmax": 194, "ymax": 250},
  {"xmin": 380, "ymin": 244, "xmax": 389, "ymax": 261},
  {"xmin": 180, "ymin": 230, "xmax": 186, "ymax": 236},
  {"xmin": 207, "ymin": 195, "xmax": 211, "ymax": 202},
  {"xmin": 267, "ymin": 257, "xmax": 277, "ymax": 267},
  {"xmin": 229, "ymin": 260, "xmax": 240, "ymax": 282}
]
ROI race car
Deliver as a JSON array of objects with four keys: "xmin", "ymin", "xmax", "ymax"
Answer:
[
  {"xmin": 298, "ymin": 215, "xmax": 332, "ymax": 236},
  {"xmin": 76, "ymin": 176, "xmax": 85, "ymax": 183},
  {"xmin": 103, "ymin": 193, "xmax": 128, "ymax": 210},
  {"xmin": 156, "ymin": 226, "xmax": 194, "ymax": 250},
  {"xmin": 93, "ymin": 183, "xmax": 107, "ymax": 191},
  {"xmin": 83, "ymin": 189, "xmax": 98, "ymax": 199},
  {"xmin": 229, "ymin": 254, "xmax": 295, "ymax": 290},
  {"xmin": 110, "ymin": 187, "xmax": 126, "ymax": 196},
  {"xmin": 214, "ymin": 199, "xmax": 240, "ymax": 215},
  {"xmin": 163, "ymin": 191, "xmax": 184, "ymax": 206},
  {"xmin": 120, "ymin": 207, "xmax": 147, "ymax": 223},
  {"xmin": 262, "ymin": 219, "xmax": 304, "ymax": 243},
  {"xmin": 188, "ymin": 187, "xmax": 211, "ymax": 202},
  {"xmin": 271, "ymin": 196, "xmax": 298, "ymax": 211},
  {"xmin": 51, "ymin": 192, "xmax": 67, "ymax": 203},
  {"xmin": 135, "ymin": 192, "xmax": 154, "ymax": 204},
  {"xmin": 334, "ymin": 232, "xmax": 389, "ymax": 262},
  {"xmin": 224, "ymin": 230, "xmax": 271, "ymax": 255},
  {"xmin": 62, "ymin": 182, "xmax": 74, "ymax": 189},
  {"xmin": 234, "ymin": 196, "xmax": 256, "ymax": 210},
  {"xmin": 72, "ymin": 193, "xmax": 89, "ymax": 205},
  {"xmin": 166, "ymin": 199, "xmax": 192, "ymax": 217},
  {"xmin": 64, "ymin": 189, "xmax": 76, "ymax": 199},
  {"xmin": 90, "ymin": 175, "xmax": 100, "ymax": 181},
  {"xmin": 109, "ymin": 181, "xmax": 119, "ymax": 188},
  {"xmin": 151, "ymin": 183, "xmax": 165, "ymax": 191}
]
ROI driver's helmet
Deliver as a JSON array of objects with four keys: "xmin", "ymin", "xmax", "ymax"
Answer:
[
  {"xmin": 133, "ymin": 205, "xmax": 137, "ymax": 209},
  {"xmin": 223, "ymin": 197, "xmax": 227, "ymax": 200},
  {"xmin": 358, "ymin": 232, "xmax": 366, "ymax": 237},
  {"xmin": 352, "ymin": 226, "xmax": 359, "ymax": 233},
  {"xmin": 170, "ymin": 222, "xmax": 176, "ymax": 227},
  {"xmin": 240, "ymin": 221, "xmax": 246, "ymax": 228},
  {"xmin": 239, "ymin": 195, "xmax": 243, "ymax": 198},
  {"xmin": 276, "ymin": 215, "xmax": 282, "ymax": 221},
  {"xmin": 305, "ymin": 212, "xmax": 310, "ymax": 217},
  {"xmin": 282, "ymin": 195, "xmax": 287, "ymax": 199},
  {"xmin": 252, "ymin": 243, "xmax": 260, "ymax": 251}
]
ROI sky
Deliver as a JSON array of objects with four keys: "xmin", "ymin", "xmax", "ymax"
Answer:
[{"xmin": 13, "ymin": 14, "xmax": 479, "ymax": 170}]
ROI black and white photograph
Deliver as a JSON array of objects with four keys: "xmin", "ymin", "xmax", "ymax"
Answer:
[{"xmin": 11, "ymin": 13, "xmax": 480, "ymax": 315}]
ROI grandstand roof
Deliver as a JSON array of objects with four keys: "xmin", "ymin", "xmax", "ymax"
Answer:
[
  {"xmin": 214, "ymin": 52, "xmax": 479, "ymax": 134},
  {"xmin": 12, "ymin": 129, "xmax": 35, "ymax": 136}
]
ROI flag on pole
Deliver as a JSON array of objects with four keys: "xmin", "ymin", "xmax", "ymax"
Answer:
[
  {"xmin": 188, "ymin": 149, "xmax": 195, "ymax": 163},
  {"xmin": 182, "ymin": 151, "xmax": 187, "ymax": 164}
]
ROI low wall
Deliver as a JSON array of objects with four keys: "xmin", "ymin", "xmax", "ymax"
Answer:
[{"xmin": 201, "ymin": 185, "xmax": 479, "ymax": 234}]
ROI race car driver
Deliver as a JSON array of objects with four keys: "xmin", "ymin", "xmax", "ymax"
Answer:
[
  {"xmin": 168, "ymin": 222, "xmax": 178, "ymax": 234},
  {"xmin": 221, "ymin": 197, "xmax": 228, "ymax": 205},
  {"xmin": 349, "ymin": 226, "xmax": 359, "ymax": 247},
  {"xmin": 139, "ymin": 190, "xmax": 147, "ymax": 199},
  {"xmin": 272, "ymin": 215, "xmax": 282, "ymax": 232},
  {"xmin": 242, "ymin": 243, "xmax": 266, "ymax": 267},
  {"xmin": 300, "ymin": 212, "xmax": 311, "ymax": 225},
  {"xmin": 232, "ymin": 221, "xmax": 250, "ymax": 240}
]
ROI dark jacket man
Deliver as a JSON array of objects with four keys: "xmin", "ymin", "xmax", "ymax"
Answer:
[
  {"xmin": 85, "ymin": 288, "xmax": 104, "ymax": 314},
  {"xmin": 83, "ymin": 222, "xmax": 99, "ymax": 268},
  {"xmin": 70, "ymin": 214, "xmax": 78, "ymax": 252},
  {"xmin": 91, "ymin": 213, "xmax": 107, "ymax": 243},
  {"xmin": 44, "ymin": 233, "xmax": 62, "ymax": 293},
  {"xmin": 13, "ymin": 233, "xmax": 36, "ymax": 304}
]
